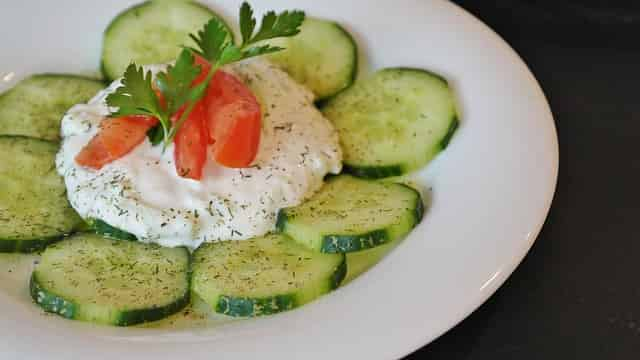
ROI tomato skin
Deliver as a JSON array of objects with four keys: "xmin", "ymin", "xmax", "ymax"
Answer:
[
  {"xmin": 75, "ymin": 115, "xmax": 157, "ymax": 170},
  {"xmin": 130, "ymin": 115, "xmax": 159, "ymax": 127},
  {"xmin": 173, "ymin": 102, "xmax": 208, "ymax": 180},
  {"xmin": 75, "ymin": 137, "xmax": 111, "ymax": 169},
  {"xmin": 208, "ymin": 100, "xmax": 261, "ymax": 167},
  {"xmin": 204, "ymin": 71, "xmax": 262, "ymax": 168},
  {"xmin": 163, "ymin": 55, "xmax": 210, "ymax": 179}
]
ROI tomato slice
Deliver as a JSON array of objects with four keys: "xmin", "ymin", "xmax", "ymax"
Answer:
[
  {"xmin": 204, "ymin": 70, "xmax": 261, "ymax": 168},
  {"xmin": 75, "ymin": 115, "xmax": 158, "ymax": 169},
  {"xmin": 173, "ymin": 102, "xmax": 208, "ymax": 180}
]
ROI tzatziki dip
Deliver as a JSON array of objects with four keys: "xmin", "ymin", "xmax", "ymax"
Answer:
[{"xmin": 56, "ymin": 59, "xmax": 342, "ymax": 249}]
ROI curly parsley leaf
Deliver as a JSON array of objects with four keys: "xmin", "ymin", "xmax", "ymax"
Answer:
[
  {"xmin": 188, "ymin": 17, "xmax": 231, "ymax": 62},
  {"xmin": 241, "ymin": 44, "xmax": 284, "ymax": 59},
  {"xmin": 239, "ymin": 2, "xmax": 256, "ymax": 46},
  {"xmin": 106, "ymin": 64, "xmax": 172, "ymax": 145},
  {"xmin": 241, "ymin": 6, "xmax": 305, "ymax": 45},
  {"xmin": 106, "ymin": 64, "xmax": 163, "ymax": 119},
  {"xmin": 155, "ymin": 49, "xmax": 201, "ymax": 114},
  {"xmin": 195, "ymin": 2, "xmax": 305, "ymax": 66},
  {"xmin": 219, "ymin": 44, "xmax": 244, "ymax": 65}
]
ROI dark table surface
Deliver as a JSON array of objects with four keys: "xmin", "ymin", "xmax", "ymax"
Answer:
[{"xmin": 408, "ymin": 1, "xmax": 640, "ymax": 359}]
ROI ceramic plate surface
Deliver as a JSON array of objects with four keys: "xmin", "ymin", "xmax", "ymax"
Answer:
[{"xmin": 0, "ymin": 0, "xmax": 557, "ymax": 359}]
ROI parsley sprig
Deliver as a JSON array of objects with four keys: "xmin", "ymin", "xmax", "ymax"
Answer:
[{"xmin": 106, "ymin": 2, "xmax": 305, "ymax": 148}]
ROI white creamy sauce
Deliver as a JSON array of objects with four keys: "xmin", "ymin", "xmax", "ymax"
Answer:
[{"xmin": 56, "ymin": 59, "xmax": 342, "ymax": 249}]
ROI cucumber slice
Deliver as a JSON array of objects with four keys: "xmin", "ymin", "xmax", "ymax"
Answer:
[
  {"xmin": 265, "ymin": 17, "xmax": 357, "ymax": 100},
  {"xmin": 0, "ymin": 136, "xmax": 83, "ymax": 253},
  {"xmin": 101, "ymin": 0, "xmax": 229, "ymax": 81},
  {"xmin": 343, "ymin": 240, "xmax": 398, "ymax": 284},
  {"xmin": 276, "ymin": 175, "xmax": 423, "ymax": 253},
  {"xmin": 192, "ymin": 234, "xmax": 346, "ymax": 317},
  {"xmin": 87, "ymin": 218, "xmax": 137, "ymax": 241},
  {"xmin": 30, "ymin": 233, "xmax": 190, "ymax": 326},
  {"xmin": 322, "ymin": 68, "xmax": 459, "ymax": 178},
  {"xmin": 0, "ymin": 75, "xmax": 103, "ymax": 141}
]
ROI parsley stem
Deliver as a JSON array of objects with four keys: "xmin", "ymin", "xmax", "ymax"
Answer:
[
  {"xmin": 164, "ymin": 63, "xmax": 221, "ymax": 146},
  {"xmin": 167, "ymin": 100, "xmax": 196, "ymax": 144},
  {"xmin": 159, "ymin": 116, "xmax": 171, "ymax": 149}
]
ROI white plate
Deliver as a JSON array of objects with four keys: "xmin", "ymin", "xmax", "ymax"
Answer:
[{"xmin": 0, "ymin": 0, "xmax": 558, "ymax": 359}]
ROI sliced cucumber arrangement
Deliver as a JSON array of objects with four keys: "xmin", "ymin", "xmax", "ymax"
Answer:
[
  {"xmin": 101, "ymin": 0, "xmax": 229, "ymax": 81},
  {"xmin": 192, "ymin": 234, "xmax": 346, "ymax": 317},
  {"xmin": 0, "ymin": 0, "xmax": 465, "ymax": 327},
  {"xmin": 265, "ymin": 17, "xmax": 357, "ymax": 100},
  {"xmin": 323, "ymin": 68, "xmax": 458, "ymax": 178},
  {"xmin": 0, "ymin": 75, "xmax": 103, "ymax": 141},
  {"xmin": 277, "ymin": 175, "xmax": 423, "ymax": 253},
  {"xmin": 30, "ymin": 233, "xmax": 190, "ymax": 326},
  {"xmin": 0, "ymin": 136, "xmax": 83, "ymax": 253}
]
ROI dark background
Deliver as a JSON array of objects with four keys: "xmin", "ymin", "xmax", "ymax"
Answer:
[{"xmin": 408, "ymin": 1, "xmax": 640, "ymax": 359}]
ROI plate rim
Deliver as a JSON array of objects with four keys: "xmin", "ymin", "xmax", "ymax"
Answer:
[{"xmin": 396, "ymin": 1, "xmax": 559, "ymax": 356}]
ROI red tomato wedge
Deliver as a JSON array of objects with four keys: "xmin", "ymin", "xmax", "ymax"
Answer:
[
  {"xmin": 204, "ymin": 70, "xmax": 262, "ymax": 168},
  {"xmin": 173, "ymin": 102, "xmax": 208, "ymax": 180},
  {"xmin": 169, "ymin": 54, "xmax": 210, "ymax": 179},
  {"xmin": 75, "ymin": 115, "xmax": 158, "ymax": 170}
]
